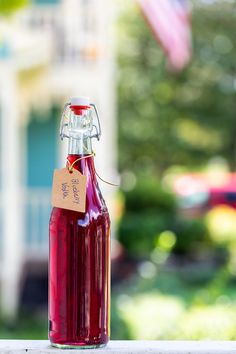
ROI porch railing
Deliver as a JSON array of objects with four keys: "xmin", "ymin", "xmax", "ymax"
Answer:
[
  {"xmin": 0, "ymin": 188, "xmax": 50, "ymax": 261},
  {"xmin": 24, "ymin": 188, "xmax": 51, "ymax": 259},
  {"xmin": 0, "ymin": 340, "xmax": 235, "ymax": 354}
]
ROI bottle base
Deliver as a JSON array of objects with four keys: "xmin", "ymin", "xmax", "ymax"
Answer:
[{"xmin": 51, "ymin": 342, "xmax": 107, "ymax": 350}]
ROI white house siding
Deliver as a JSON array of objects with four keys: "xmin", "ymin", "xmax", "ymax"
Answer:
[{"xmin": 0, "ymin": 0, "xmax": 116, "ymax": 318}]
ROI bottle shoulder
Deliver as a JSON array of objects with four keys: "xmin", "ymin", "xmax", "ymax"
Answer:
[{"xmin": 50, "ymin": 155, "xmax": 110, "ymax": 227}]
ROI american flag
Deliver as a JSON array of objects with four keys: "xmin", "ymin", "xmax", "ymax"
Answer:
[{"xmin": 138, "ymin": 0, "xmax": 192, "ymax": 71}]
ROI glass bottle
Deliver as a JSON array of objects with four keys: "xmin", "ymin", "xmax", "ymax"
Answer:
[{"xmin": 49, "ymin": 97, "xmax": 110, "ymax": 349}]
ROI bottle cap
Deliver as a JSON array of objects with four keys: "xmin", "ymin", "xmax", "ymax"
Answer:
[{"xmin": 70, "ymin": 96, "xmax": 90, "ymax": 107}]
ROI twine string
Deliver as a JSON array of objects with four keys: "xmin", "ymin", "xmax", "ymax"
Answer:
[
  {"xmin": 67, "ymin": 153, "xmax": 94, "ymax": 172},
  {"xmin": 94, "ymin": 170, "xmax": 119, "ymax": 187},
  {"xmin": 66, "ymin": 153, "xmax": 119, "ymax": 187}
]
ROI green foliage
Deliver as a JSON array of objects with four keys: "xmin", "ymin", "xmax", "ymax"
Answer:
[
  {"xmin": 172, "ymin": 218, "xmax": 210, "ymax": 255},
  {"xmin": 119, "ymin": 211, "xmax": 171, "ymax": 257},
  {"xmin": 118, "ymin": 178, "xmax": 212, "ymax": 258},
  {"xmin": 0, "ymin": 311, "xmax": 47, "ymax": 339},
  {"xmin": 111, "ymin": 298, "xmax": 131, "ymax": 340},
  {"xmin": 117, "ymin": 0, "xmax": 236, "ymax": 264},
  {"xmin": 118, "ymin": 178, "xmax": 176, "ymax": 257},
  {"xmin": 125, "ymin": 178, "xmax": 175, "ymax": 212},
  {"xmin": 118, "ymin": 1, "xmax": 236, "ymax": 173},
  {"xmin": 0, "ymin": 0, "xmax": 28, "ymax": 14},
  {"xmin": 112, "ymin": 267, "xmax": 236, "ymax": 340},
  {"xmin": 118, "ymin": 291, "xmax": 236, "ymax": 340}
]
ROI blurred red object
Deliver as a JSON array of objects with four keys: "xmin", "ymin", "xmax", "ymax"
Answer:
[{"xmin": 173, "ymin": 173, "xmax": 236, "ymax": 216}]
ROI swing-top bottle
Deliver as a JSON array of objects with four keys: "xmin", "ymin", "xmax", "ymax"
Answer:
[{"xmin": 49, "ymin": 97, "xmax": 110, "ymax": 348}]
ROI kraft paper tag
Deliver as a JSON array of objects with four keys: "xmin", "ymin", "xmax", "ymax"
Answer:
[{"xmin": 51, "ymin": 168, "xmax": 87, "ymax": 212}]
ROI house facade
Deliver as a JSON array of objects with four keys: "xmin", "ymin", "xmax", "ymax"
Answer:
[{"xmin": 0, "ymin": 0, "xmax": 116, "ymax": 318}]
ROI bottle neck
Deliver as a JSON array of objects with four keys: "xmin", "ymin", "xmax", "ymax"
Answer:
[
  {"xmin": 67, "ymin": 153, "xmax": 97, "ymax": 186},
  {"xmin": 68, "ymin": 136, "xmax": 92, "ymax": 155},
  {"xmin": 66, "ymin": 152, "xmax": 106, "ymax": 211}
]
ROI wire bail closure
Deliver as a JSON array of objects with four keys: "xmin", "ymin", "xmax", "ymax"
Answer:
[{"xmin": 60, "ymin": 102, "xmax": 102, "ymax": 141}]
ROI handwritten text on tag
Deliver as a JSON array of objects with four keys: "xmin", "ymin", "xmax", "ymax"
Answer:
[{"xmin": 51, "ymin": 168, "xmax": 87, "ymax": 212}]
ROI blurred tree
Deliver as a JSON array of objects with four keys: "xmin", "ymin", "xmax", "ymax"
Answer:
[
  {"xmin": 118, "ymin": 0, "xmax": 236, "ymax": 174},
  {"xmin": 0, "ymin": 0, "xmax": 28, "ymax": 14},
  {"xmin": 118, "ymin": 177, "xmax": 176, "ymax": 257}
]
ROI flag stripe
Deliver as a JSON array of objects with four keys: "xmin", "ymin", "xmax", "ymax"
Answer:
[{"xmin": 138, "ymin": 0, "xmax": 192, "ymax": 71}]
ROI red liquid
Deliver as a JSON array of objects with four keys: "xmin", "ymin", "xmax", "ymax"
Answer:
[{"xmin": 49, "ymin": 155, "xmax": 110, "ymax": 348}]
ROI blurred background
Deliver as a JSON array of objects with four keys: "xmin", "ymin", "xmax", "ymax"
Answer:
[{"xmin": 1, "ymin": 0, "xmax": 236, "ymax": 341}]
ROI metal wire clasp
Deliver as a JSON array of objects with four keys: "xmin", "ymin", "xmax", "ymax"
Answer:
[
  {"xmin": 59, "ymin": 102, "xmax": 70, "ymax": 140},
  {"xmin": 90, "ymin": 103, "xmax": 102, "ymax": 141},
  {"xmin": 59, "ymin": 102, "xmax": 102, "ymax": 141}
]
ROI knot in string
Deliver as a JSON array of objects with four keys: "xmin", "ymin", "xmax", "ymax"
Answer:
[{"xmin": 67, "ymin": 153, "xmax": 95, "ymax": 173}]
